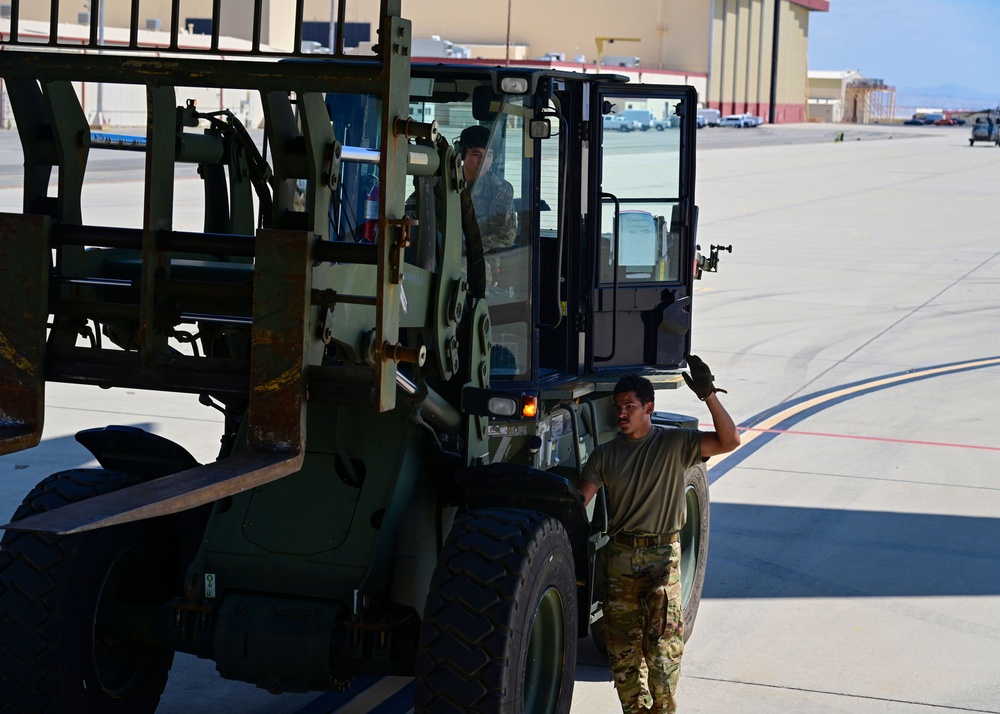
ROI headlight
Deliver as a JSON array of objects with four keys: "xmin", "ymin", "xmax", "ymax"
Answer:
[
  {"xmin": 487, "ymin": 396, "xmax": 519, "ymax": 417},
  {"xmin": 499, "ymin": 76, "xmax": 530, "ymax": 95}
]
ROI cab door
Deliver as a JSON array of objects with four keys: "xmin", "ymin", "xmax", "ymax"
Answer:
[{"xmin": 587, "ymin": 84, "xmax": 698, "ymax": 370}]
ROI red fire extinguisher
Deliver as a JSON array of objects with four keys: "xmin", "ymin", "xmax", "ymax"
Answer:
[{"xmin": 360, "ymin": 174, "xmax": 379, "ymax": 243}]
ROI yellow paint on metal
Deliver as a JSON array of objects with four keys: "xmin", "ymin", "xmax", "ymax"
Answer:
[
  {"xmin": 0, "ymin": 331, "xmax": 35, "ymax": 375},
  {"xmin": 253, "ymin": 364, "xmax": 302, "ymax": 395}
]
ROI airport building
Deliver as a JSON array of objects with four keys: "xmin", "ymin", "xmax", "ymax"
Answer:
[
  {"xmin": 808, "ymin": 70, "xmax": 897, "ymax": 124},
  {"xmin": 3, "ymin": 0, "xmax": 830, "ymax": 125}
]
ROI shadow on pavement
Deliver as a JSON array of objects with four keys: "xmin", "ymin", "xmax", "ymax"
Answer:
[{"xmin": 704, "ymin": 503, "xmax": 1000, "ymax": 599}]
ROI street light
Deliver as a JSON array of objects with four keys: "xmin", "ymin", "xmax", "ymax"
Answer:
[{"xmin": 85, "ymin": 1, "xmax": 107, "ymax": 128}]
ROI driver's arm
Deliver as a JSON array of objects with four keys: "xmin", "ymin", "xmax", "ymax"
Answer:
[{"xmin": 578, "ymin": 479, "xmax": 600, "ymax": 508}]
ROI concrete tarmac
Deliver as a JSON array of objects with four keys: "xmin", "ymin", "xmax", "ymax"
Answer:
[{"xmin": 1, "ymin": 121, "xmax": 998, "ymax": 713}]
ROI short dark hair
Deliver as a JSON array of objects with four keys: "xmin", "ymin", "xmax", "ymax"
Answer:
[
  {"xmin": 459, "ymin": 125, "xmax": 491, "ymax": 156},
  {"xmin": 614, "ymin": 374, "xmax": 655, "ymax": 405}
]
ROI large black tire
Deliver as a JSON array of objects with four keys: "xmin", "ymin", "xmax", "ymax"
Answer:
[
  {"xmin": 415, "ymin": 508, "xmax": 578, "ymax": 714},
  {"xmin": 0, "ymin": 470, "xmax": 175, "ymax": 714},
  {"xmin": 678, "ymin": 462, "xmax": 710, "ymax": 636},
  {"xmin": 590, "ymin": 462, "xmax": 710, "ymax": 654}
]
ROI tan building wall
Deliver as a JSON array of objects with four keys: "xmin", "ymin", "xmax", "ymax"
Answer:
[
  {"xmin": 16, "ymin": 0, "xmax": 825, "ymax": 122},
  {"xmin": 397, "ymin": 0, "xmax": 705, "ymax": 72},
  {"xmin": 707, "ymin": 0, "xmax": 811, "ymax": 122},
  {"xmin": 19, "ymin": 1, "xmax": 714, "ymax": 71}
]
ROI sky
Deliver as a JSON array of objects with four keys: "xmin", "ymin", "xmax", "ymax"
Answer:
[{"xmin": 808, "ymin": 0, "xmax": 1000, "ymax": 97}]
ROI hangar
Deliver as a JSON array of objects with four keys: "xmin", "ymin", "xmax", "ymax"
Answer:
[{"xmin": 4, "ymin": 0, "xmax": 829, "ymax": 124}]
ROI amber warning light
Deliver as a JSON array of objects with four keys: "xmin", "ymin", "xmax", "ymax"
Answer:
[{"xmin": 521, "ymin": 395, "xmax": 538, "ymax": 419}]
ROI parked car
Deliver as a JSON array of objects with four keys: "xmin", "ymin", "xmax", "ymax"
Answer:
[
  {"xmin": 923, "ymin": 113, "xmax": 945, "ymax": 124},
  {"xmin": 903, "ymin": 116, "xmax": 928, "ymax": 125},
  {"xmin": 720, "ymin": 113, "xmax": 752, "ymax": 128},
  {"xmin": 934, "ymin": 117, "xmax": 958, "ymax": 125},
  {"xmin": 602, "ymin": 114, "xmax": 641, "ymax": 132},
  {"xmin": 619, "ymin": 108, "xmax": 674, "ymax": 131}
]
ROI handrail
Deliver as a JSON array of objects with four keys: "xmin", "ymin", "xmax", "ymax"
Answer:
[{"xmin": 594, "ymin": 192, "xmax": 621, "ymax": 362}]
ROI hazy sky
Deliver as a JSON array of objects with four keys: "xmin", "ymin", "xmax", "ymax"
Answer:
[{"xmin": 808, "ymin": 0, "xmax": 1000, "ymax": 94}]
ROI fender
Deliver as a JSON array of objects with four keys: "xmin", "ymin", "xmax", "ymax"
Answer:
[{"xmin": 75, "ymin": 425, "xmax": 201, "ymax": 479}]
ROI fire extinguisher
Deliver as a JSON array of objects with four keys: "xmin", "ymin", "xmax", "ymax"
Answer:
[{"xmin": 360, "ymin": 173, "xmax": 379, "ymax": 243}]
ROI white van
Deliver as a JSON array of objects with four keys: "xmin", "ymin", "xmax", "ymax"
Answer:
[
  {"xmin": 620, "ymin": 109, "xmax": 671, "ymax": 131},
  {"xmin": 696, "ymin": 108, "xmax": 721, "ymax": 127}
]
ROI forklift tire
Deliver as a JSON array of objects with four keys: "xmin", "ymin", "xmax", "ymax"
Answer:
[
  {"xmin": 415, "ymin": 507, "xmax": 577, "ymax": 714},
  {"xmin": 0, "ymin": 469, "xmax": 175, "ymax": 714},
  {"xmin": 590, "ymin": 462, "xmax": 710, "ymax": 656}
]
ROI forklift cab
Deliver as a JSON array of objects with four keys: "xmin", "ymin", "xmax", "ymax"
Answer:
[
  {"xmin": 320, "ymin": 65, "xmax": 697, "ymax": 389},
  {"xmin": 397, "ymin": 67, "xmax": 699, "ymax": 386}
]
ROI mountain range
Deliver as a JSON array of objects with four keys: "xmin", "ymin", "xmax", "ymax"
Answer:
[{"xmin": 896, "ymin": 83, "xmax": 1000, "ymax": 111}]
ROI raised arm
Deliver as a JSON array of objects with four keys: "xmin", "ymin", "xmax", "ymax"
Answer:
[
  {"xmin": 699, "ymin": 392, "xmax": 741, "ymax": 458},
  {"xmin": 683, "ymin": 355, "xmax": 741, "ymax": 458}
]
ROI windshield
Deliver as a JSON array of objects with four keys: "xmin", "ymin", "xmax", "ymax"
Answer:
[
  {"xmin": 410, "ymin": 80, "xmax": 535, "ymax": 381},
  {"xmin": 599, "ymin": 95, "xmax": 684, "ymax": 288}
]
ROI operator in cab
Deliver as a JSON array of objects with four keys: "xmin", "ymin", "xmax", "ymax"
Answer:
[{"xmin": 458, "ymin": 125, "xmax": 516, "ymax": 291}]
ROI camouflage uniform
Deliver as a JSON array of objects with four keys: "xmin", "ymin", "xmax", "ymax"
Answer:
[
  {"xmin": 581, "ymin": 426, "xmax": 701, "ymax": 714},
  {"xmin": 404, "ymin": 170, "xmax": 512, "ymax": 296},
  {"xmin": 469, "ymin": 171, "xmax": 516, "ymax": 253},
  {"xmin": 603, "ymin": 538, "xmax": 683, "ymax": 714},
  {"xmin": 468, "ymin": 172, "xmax": 516, "ymax": 287}
]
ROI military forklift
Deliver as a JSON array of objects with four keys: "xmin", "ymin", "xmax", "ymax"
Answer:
[{"xmin": 0, "ymin": 1, "xmax": 717, "ymax": 711}]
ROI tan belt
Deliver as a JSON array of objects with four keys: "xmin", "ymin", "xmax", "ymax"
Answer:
[{"xmin": 611, "ymin": 531, "xmax": 679, "ymax": 549}]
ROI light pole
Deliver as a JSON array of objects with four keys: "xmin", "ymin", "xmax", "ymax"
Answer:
[
  {"xmin": 89, "ymin": 1, "xmax": 107, "ymax": 128},
  {"xmin": 328, "ymin": 0, "xmax": 336, "ymax": 54},
  {"xmin": 505, "ymin": 0, "xmax": 512, "ymax": 66}
]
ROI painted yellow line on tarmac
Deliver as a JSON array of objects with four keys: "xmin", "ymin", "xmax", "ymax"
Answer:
[
  {"xmin": 335, "ymin": 676, "xmax": 411, "ymax": 714},
  {"xmin": 707, "ymin": 356, "xmax": 1000, "ymax": 470}
]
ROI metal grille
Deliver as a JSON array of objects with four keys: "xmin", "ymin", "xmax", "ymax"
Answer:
[{"xmin": 0, "ymin": 0, "xmax": 379, "ymax": 59}]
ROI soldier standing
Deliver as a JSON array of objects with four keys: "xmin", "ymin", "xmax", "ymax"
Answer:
[{"xmin": 578, "ymin": 360, "xmax": 740, "ymax": 714}]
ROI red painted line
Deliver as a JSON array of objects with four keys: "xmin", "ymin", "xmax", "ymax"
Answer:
[{"xmin": 700, "ymin": 423, "xmax": 1000, "ymax": 452}]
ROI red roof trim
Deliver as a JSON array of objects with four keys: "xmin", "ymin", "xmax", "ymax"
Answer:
[
  {"xmin": 789, "ymin": 0, "xmax": 830, "ymax": 10},
  {"xmin": 411, "ymin": 55, "xmax": 708, "ymax": 80}
]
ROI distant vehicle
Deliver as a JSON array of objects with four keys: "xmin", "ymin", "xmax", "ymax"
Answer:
[
  {"xmin": 697, "ymin": 108, "xmax": 721, "ymax": 127},
  {"xmin": 696, "ymin": 113, "xmax": 707, "ymax": 129},
  {"xmin": 602, "ymin": 114, "xmax": 640, "ymax": 132},
  {"xmin": 744, "ymin": 114, "xmax": 763, "ymax": 127},
  {"xmin": 720, "ymin": 113, "xmax": 753, "ymax": 128},
  {"xmin": 933, "ymin": 117, "xmax": 958, "ymax": 125},
  {"xmin": 969, "ymin": 116, "xmax": 1000, "ymax": 146},
  {"xmin": 922, "ymin": 113, "xmax": 945, "ymax": 124},
  {"xmin": 903, "ymin": 116, "xmax": 929, "ymax": 125},
  {"xmin": 619, "ymin": 108, "xmax": 673, "ymax": 131}
]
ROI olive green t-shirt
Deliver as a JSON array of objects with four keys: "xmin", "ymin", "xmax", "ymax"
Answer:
[{"xmin": 581, "ymin": 426, "xmax": 702, "ymax": 535}]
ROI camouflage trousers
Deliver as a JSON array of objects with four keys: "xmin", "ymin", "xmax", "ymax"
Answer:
[{"xmin": 603, "ymin": 539, "xmax": 683, "ymax": 714}]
